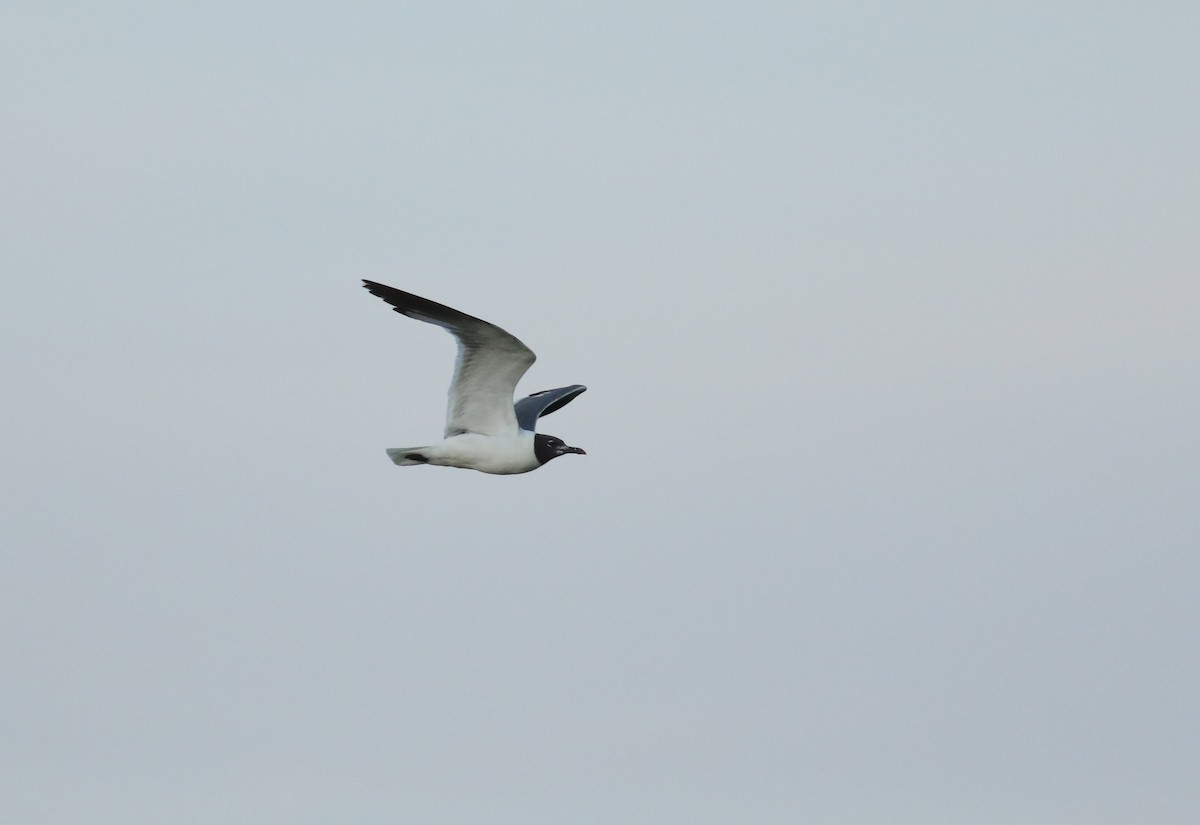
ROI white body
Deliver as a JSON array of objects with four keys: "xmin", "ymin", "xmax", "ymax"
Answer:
[{"xmin": 387, "ymin": 430, "xmax": 539, "ymax": 475}]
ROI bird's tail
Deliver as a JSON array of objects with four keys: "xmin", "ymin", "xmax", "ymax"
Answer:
[{"xmin": 386, "ymin": 447, "xmax": 433, "ymax": 466}]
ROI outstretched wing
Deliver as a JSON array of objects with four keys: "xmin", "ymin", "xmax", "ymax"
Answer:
[
  {"xmin": 514, "ymin": 384, "xmax": 588, "ymax": 432},
  {"xmin": 363, "ymin": 280, "xmax": 536, "ymax": 437}
]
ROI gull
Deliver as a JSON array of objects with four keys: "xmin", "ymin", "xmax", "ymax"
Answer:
[{"xmin": 362, "ymin": 280, "xmax": 587, "ymax": 474}]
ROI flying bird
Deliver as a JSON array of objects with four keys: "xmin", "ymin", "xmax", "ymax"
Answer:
[{"xmin": 362, "ymin": 280, "xmax": 587, "ymax": 474}]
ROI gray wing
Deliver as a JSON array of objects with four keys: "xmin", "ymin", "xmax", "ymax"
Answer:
[
  {"xmin": 363, "ymin": 280, "xmax": 536, "ymax": 437},
  {"xmin": 514, "ymin": 384, "xmax": 587, "ymax": 432}
]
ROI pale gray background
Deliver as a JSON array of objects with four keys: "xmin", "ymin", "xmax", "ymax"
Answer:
[{"xmin": 3, "ymin": 2, "xmax": 1198, "ymax": 823}]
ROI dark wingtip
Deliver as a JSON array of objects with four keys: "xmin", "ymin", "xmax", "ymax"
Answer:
[
  {"xmin": 540, "ymin": 385, "xmax": 587, "ymax": 417},
  {"xmin": 360, "ymin": 280, "xmax": 487, "ymax": 326},
  {"xmin": 526, "ymin": 384, "xmax": 587, "ymax": 399}
]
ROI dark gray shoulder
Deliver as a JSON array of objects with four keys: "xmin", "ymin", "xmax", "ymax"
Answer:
[{"xmin": 514, "ymin": 384, "xmax": 587, "ymax": 432}]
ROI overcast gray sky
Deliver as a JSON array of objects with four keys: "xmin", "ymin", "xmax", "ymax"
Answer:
[{"xmin": 3, "ymin": 2, "xmax": 1199, "ymax": 823}]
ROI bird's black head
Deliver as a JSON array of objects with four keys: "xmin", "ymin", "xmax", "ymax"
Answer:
[{"xmin": 534, "ymin": 433, "xmax": 586, "ymax": 465}]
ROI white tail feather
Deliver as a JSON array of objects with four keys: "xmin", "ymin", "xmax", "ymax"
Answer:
[{"xmin": 386, "ymin": 447, "xmax": 432, "ymax": 466}]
